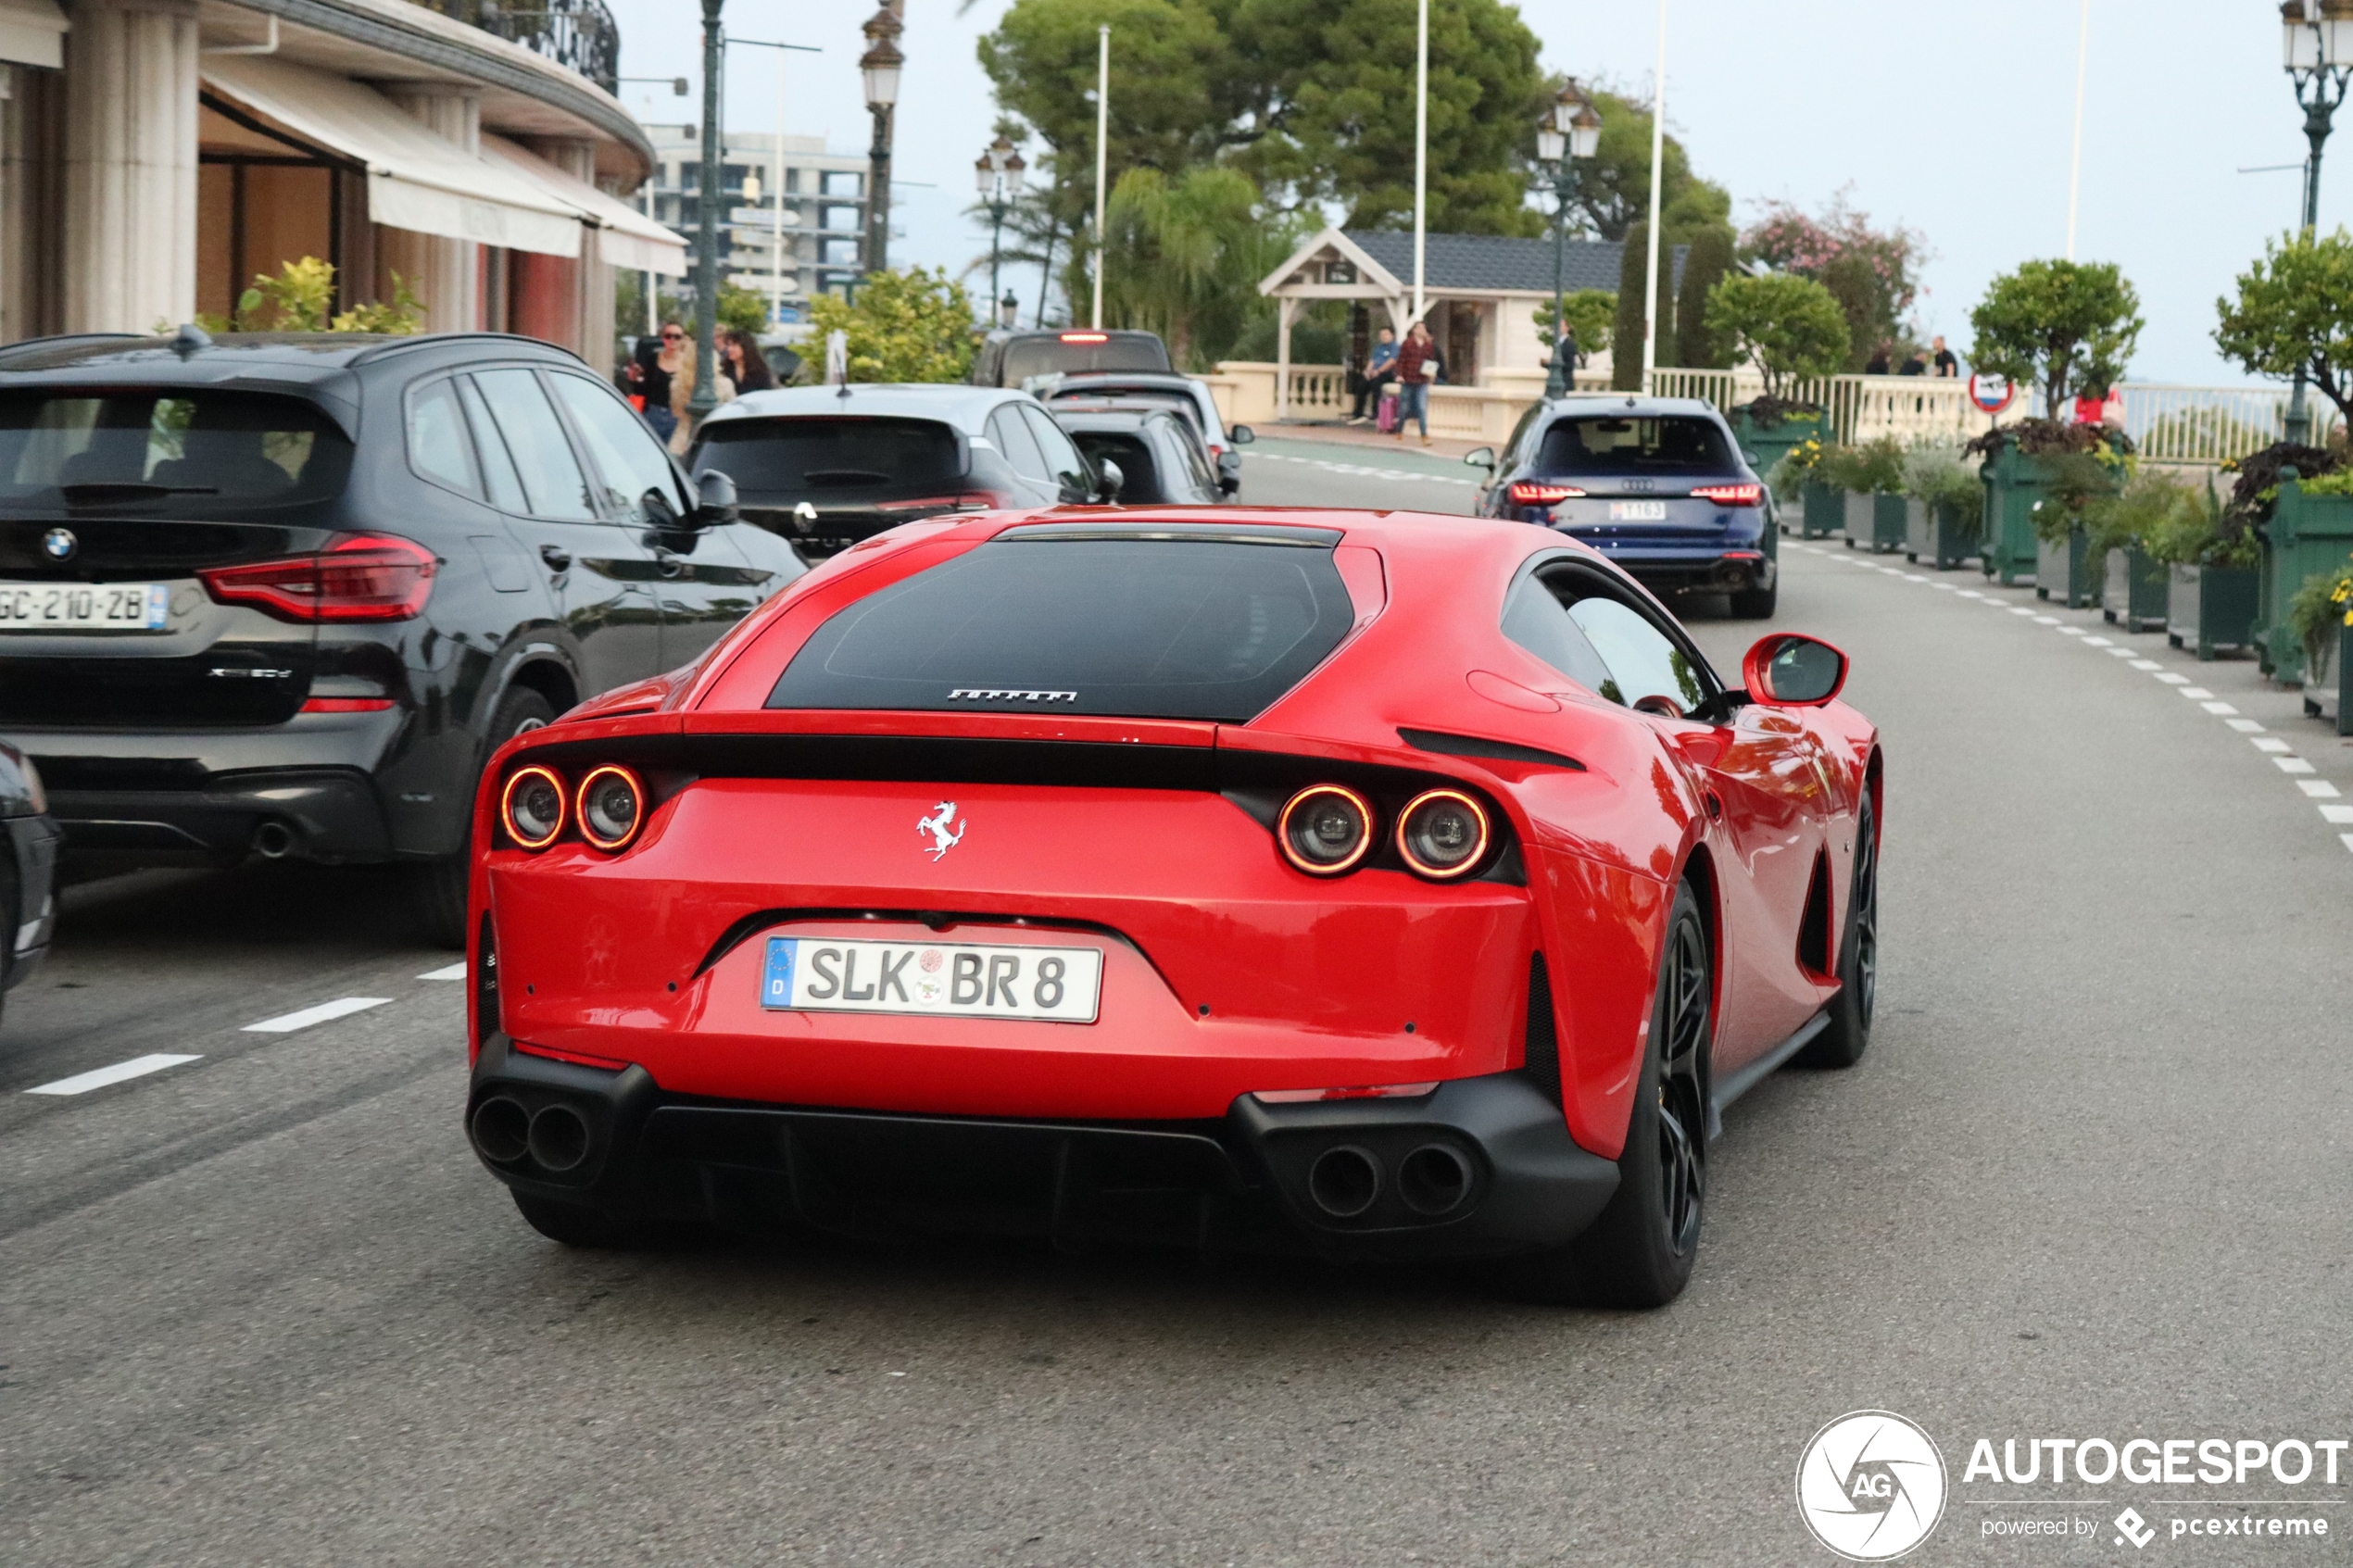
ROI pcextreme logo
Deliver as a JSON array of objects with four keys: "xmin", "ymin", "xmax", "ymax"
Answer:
[{"xmin": 1796, "ymin": 1410, "xmax": 1950, "ymax": 1562}]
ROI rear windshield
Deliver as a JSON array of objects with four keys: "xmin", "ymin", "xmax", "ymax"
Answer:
[
  {"xmin": 691, "ymin": 416, "xmax": 962, "ymax": 493},
  {"xmin": 1535, "ymin": 415, "xmax": 1736, "ymax": 477},
  {"xmin": 1000, "ymin": 336, "xmax": 1171, "ymax": 385},
  {"xmin": 0, "ymin": 391, "xmax": 351, "ymax": 513},
  {"xmin": 768, "ymin": 536, "xmax": 1353, "ymax": 721},
  {"xmin": 1049, "ymin": 389, "xmax": 1204, "ymax": 431}
]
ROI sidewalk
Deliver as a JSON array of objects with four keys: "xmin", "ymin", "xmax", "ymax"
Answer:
[{"xmin": 1259, "ymin": 420, "xmax": 1490, "ymax": 461}]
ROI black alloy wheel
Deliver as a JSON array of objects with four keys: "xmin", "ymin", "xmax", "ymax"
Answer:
[
  {"xmin": 1798, "ymin": 794, "xmax": 1877, "ymax": 1068},
  {"xmin": 1499, "ymin": 879, "xmax": 1712, "ymax": 1309}
]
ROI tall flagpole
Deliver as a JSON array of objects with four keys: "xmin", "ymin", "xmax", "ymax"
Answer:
[
  {"xmin": 2065, "ymin": 0, "xmax": 2091, "ymax": 258},
  {"xmin": 772, "ymin": 47, "xmax": 787, "ymax": 325},
  {"xmin": 1092, "ymin": 23, "xmax": 1109, "ymax": 329},
  {"xmin": 1412, "ymin": 0, "xmax": 1428, "ymax": 325},
  {"xmin": 1642, "ymin": 0, "xmax": 1667, "ymax": 385}
]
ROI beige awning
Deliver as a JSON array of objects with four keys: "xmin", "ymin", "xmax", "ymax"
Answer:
[
  {"xmin": 0, "ymin": 0, "xmax": 66, "ymax": 69},
  {"xmin": 201, "ymin": 55, "xmax": 580, "ymax": 258},
  {"xmin": 482, "ymin": 133, "xmax": 687, "ymax": 277}
]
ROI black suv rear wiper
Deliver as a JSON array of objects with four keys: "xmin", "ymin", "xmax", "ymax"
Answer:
[
  {"xmin": 800, "ymin": 470, "xmax": 891, "ymax": 487},
  {"xmin": 57, "ymin": 482, "xmax": 220, "ymax": 503}
]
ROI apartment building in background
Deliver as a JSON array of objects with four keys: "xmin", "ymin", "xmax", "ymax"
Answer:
[{"xmin": 639, "ymin": 123, "xmax": 870, "ymax": 323}]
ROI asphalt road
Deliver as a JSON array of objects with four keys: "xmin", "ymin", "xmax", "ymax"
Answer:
[{"xmin": 6, "ymin": 472, "xmax": 2353, "ymax": 1566}]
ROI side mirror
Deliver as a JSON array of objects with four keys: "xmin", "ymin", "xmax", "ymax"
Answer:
[
  {"xmin": 1228, "ymin": 424, "xmax": 1255, "ymax": 445},
  {"xmin": 1742, "ymin": 633, "xmax": 1848, "ymax": 707},
  {"xmin": 694, "ymin": 468, "xmax": 739, "ymax": 525},
  {"xmin": 1094, "ymin": 458, "xmax": 1125, "ymax": 503},
  {"xmin": 1464, "ymin": 446, "xmax": 1496, "ymax": 470}
]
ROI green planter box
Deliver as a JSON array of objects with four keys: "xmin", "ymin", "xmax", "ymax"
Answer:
[
  {"xmin": 1729, "ymin": 408, "xmax": 1827, "ymax": 504},
  {"xmin": 2306, "ymin": 621, "xmax": 2352, "ymax": 734},
  {"xmin": 1841, "ymin": 490, "xmax": 1871, "ymax": 546},
  {"xmin": 2102, "ymin": 546, "xmax": 2168, "ymax": 632},
  {"xmin": 1979, "ymin": 445, "xmax": 2051, "ymax": 585},
  {"xmin": 1800, "ymin": 479, "xmax": 1842, "ymax": 539},
  {"xmin": 1904, "ymin": 497, "xmax": 1976, "ymax": 569},
  {"xmin": 1870, "ymin": 493, "xmax": 1907, "ymax": 552},
  {"xmin": 2166, "ymin": 563, "xmax": 2258, "ymax": 661},
  {"xmin": 2035, "ymin": 527, "xmax": 2096, "ymax": 608},
  {"xmin": 2253, "ymin": 474, "xmax": 2353, "ymax": 683}
]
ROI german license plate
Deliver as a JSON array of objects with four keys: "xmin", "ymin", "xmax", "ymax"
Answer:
[
  {"xmin": 1607, "ymin": 501, "xmax": 1667, "ymax": 521},
  {"xmin": 0, "ymin": 583, "xmax": 169, "ymax": 631},
  {"xmin": 760, "ymin": 935, "xmax": 1102, "ymax": 1022}
]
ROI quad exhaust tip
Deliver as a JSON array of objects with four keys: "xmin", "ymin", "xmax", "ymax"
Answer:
[
  {"xmin": 470, "ymin": 1096, "xmax": 530, "ymax": 1164},
  {"xmin": 1306, "ymin": 1145, "xmax": 1380, "ymax": 1218},
  {"xmin": 1398, "ymin": 1143, "xmax": 1473, "ymax": 1216},
  {"xmin": 526, "ymin": 1103, "xmax": 591, "ymax": 1173}
]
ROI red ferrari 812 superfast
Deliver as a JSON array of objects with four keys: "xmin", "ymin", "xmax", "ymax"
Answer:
[{"xmin": 465, "ymin": 509, "xmax": 1880, "ymax": 1307}]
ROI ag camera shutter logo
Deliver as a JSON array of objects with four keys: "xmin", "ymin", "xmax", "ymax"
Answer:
[{"xmin": 1796, "ymin": 1410, "xmax": 1948, "ymax": 1562}]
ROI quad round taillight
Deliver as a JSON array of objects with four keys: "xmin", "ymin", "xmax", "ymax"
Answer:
[
  {"xmin": 500, "ymin": 765, "xmax": 566, "ymax": 850},
  {"xmin": 576, "ymin": 764, "xmax": 646, "ymax": 851},
  {"xmin": 1277, "ymin": 784, "xmax": 1375, "ymax": 875},
  {"xmin": 1396, "ymin": 789, "xmax": 1491, "ymax": 879}
]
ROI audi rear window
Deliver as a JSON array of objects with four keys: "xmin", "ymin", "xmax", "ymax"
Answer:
[
  {"xmin": 768, "ymin": 535, "xmax": 1354, "ymax": 721},
  {"xmin": 691, "ymin": 416, "xmax": 962, "ymax": 493},
  {"xmin": 1534, "ymin": 416, "xmax": 1736, "ymax": 477},
  {"xmin": 0, "ymin": 391, "xmax": 351, "ymax": 513},
  {"xmin": 1000, "ymin": 337, "xmax": 1171, "ymax": 384}
]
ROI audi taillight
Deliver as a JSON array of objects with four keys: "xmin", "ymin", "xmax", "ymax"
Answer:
[
  {"xmin": 1277, "ymin": 784, "xmax": 1376, "ymax": 875},
  {"xmin": 575, "ymin": 764, "xmax": 646, "ymax": 852},
  {"xmin": 1689, "ymin": 482, "xmax": 1763, "ymax": 506},
  {"xmin": 1395, "ymin": 789, "xmax": 1491, "ymax": 880},
  {"xmin": 500, "ymin": 765, "xmax": 566, "ymax": 850},
  {"xmin": 200, "ymin": 533, "xmax": 438, "ymax": 621},
  {"xmin": 1507, "ymin": 482, "xmax": 1585, "ymax": 505}
]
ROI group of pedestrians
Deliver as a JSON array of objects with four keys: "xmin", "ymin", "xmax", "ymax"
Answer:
[
  {"xmin": 1863, "ymin": 335, "xmax": 1962, "ymax": 378},
  {"xmin": 1345, "ymin": 320, "xmax": 1443, "ymax": 445},
  {"xmin": 623, "ymin": 321, "xmax": 778, "ymax": 453}
]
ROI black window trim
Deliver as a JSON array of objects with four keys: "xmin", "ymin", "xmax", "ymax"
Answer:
[
  {"xmin": 1509, "ymin": 547, "xmax": 1728, "ymax": 711},
  {"xmin": 400, "ymin": 371, "xmax": 487, "ymax": 504}
]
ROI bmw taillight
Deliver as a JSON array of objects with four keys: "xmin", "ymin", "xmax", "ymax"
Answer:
[
  {"xmin": 1507, "ymin": 482, "xmax": 1585, "ymax": 505},
  {"xmin": 1689, "ymin": 482, "xmax": 1763, "ymax": 506},
  {"xmin": 1277, "ymin": 784, "xmax": 1376, "ymax": 875},
  {"xmin": 500, "ymin": 765, "xmax": 566, "ymax": 850},
  {"xmin": 575, "ymin": 764, "xmax": 645, "ymax": 851},
  {"xmin": 200, "ymin": 533, "xmax": 438, "ymax": 621},
  {"xmin": 1396, "ymin": 789, "xmax": 1491, "ymax": 880}
]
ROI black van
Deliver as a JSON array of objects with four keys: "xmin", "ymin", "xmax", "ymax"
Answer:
[
  {"xmin": 0, "ymin": 329, "xmax": 803, "ymax": 941},
  {"xmin": 970, "ymin": 329, "xmax": 1171, "ymax": 389}
]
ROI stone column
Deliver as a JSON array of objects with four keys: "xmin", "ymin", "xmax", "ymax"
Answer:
[
  {"xmin": 380, "ymin": 83, "xmax": 479, "ymax": 332},
  {"xmin": 62, "ymin": 0, "xmax": 199, "ymax": 334},
  {"xmin": 524, "ymin": 135, "xmax": 597, "ymax": 360}
]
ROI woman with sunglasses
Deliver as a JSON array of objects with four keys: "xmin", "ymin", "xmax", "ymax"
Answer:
[{"xmin": 626, "ymin": 321, "xmax": 690, "ymax": 445}]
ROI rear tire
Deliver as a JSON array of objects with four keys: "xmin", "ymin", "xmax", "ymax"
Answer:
[
  {"xmin": 410, "ymin": 685, "xmax": 556, "ymax": 948},
  {"xmin": 1500, "ymin": 882, "xmax": 1711, "ymax": 1309},
  {"xmin": 1727, "ymin": 581, "xmax": 1778, "ymax": 619},
  {"xmin": 1796, "ymin": 794, "xmax": 1877, "ymax": 1069}
]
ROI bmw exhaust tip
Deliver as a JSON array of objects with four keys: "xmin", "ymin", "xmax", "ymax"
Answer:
[
  {"xmin": 1397, "ymin": 1143, "xmax": 1474, "ymax": 1216},
  {"xmin": 1306, "ymin": 1145, "xmax": 1380, "ymax": 1218},
  {"xmin": 469, "ymin": 1097, "xmax": 531, "ymax": 1164},
  {"xmin": 251, "ymin": 820, "xmax": 296, "ymax": 859},
  {"xmin": 526, "ymin": 1104, "xmax": 592, "ymax": 1173}
]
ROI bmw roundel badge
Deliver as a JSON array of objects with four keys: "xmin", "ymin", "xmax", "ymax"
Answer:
[{"xmin": 41, "ymin": 527, "xmax": 74, "ymax": 561}]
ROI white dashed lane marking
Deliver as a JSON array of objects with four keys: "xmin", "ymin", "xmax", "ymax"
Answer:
[
  {"xmin": 2129, "ymin": 659, "xmax": 2164, "ymax": 671},
  {"xmin": 2228, "ymin": 719, "xmax": 2267, "ymax": 732},
  {"xmin": 418, "ymin": 962, "xmax": 468, "ymax": 981},
  {"xmin": 2252, "ymin": 737, "xmax": 2295, "ymax": 754},
  {"xmin": 2299, "ymin": 780, "xmax": 2342, "ymax": 797},
  {"xmin": 243, "ymin": 997, "xmax": 392, "ymax": 1034},
  {"xmin": 2322, "ymin": 805, "xmax": 2353, "ymax": 823},
  {"xmin": 2202, "ymin": 701, "xmax": 2239, "ymax": 714},
  {"xmin": 25, "ymin": 1054, "xmax": 203, "ymax": 1097},
  {"xmin": 2276, "ymin": 758, "xmax": 2318, "ymax": 775}
]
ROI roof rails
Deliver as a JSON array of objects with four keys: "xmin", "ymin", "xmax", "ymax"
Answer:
[{"xmin": 346, "ymin": 332, "xmax": 588, "ymax": 369}]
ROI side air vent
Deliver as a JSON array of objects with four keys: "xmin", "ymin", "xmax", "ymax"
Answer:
[
  {"xmin": 1521, "ymin": 953, "xmax": 1561, "ymax": 1105},
  {"xmin": 1795, "ymin": 852, "xmax": 1833, "ymax": 978},
  {"xmin": 1398, "ymin": 728, "xmax": 1585, "ymax": 771}
]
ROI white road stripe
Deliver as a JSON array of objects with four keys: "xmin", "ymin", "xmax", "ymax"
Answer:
[
  {"xmin": 1956, "ymin": 590, "xmax": 1984, "ymax": 598},
  {"xmin": 2228, "ymin": 718, "xmax": 2266, "ymax": 732},
  {"xmin": 2252, "ymin": 737, "xmax": 2294, "ymax": 753},
  {"xmin": 418, "ymin": 962, "xmax": 468, "ymax": 981},
  {"xmin": 243, "ymin": 997, "xmax": 391, "ymax": 1034},
  {"xmin": 2342, "ymin": 834, "xmax": 2353, "ymax": 855},
  {"xmin": 2106, "ymin": 647, "xmax": 2136, "ymax": 657},
  {"xmin": 2154, "ymin": 672, "xmax": 2192, "ymax": 685},
  {"xmin": 2321, "ymin": 805, "xmax": 2353, "ymax": 824},
  {"xmin": 2298, "ymin": 780, "xmax": 2342, "ymax": 797},
  {"xmin": 2178, "ymin": 686, "xmax": 2214, "ymax": 698},
  {"xmin": 2057, "ymin": 626, "xmax": 2087, "ymax": 637},
  {"xmin": 2082, "ymin": 635, "xmax": 2113, "ymax": 646},
  {"xmin": 2129, "ymin": 659, "xmax": 2163, "ymax": 670},
  {"xmin": 26, "ymin": 1054, "xmax": 202, "ymax": 1097},
  {"xmin": 2275, "ymin": 757, "xmax": 2318, "ymax": 774},
  {"xmin": 2201, "ymin": 701, "xmax": 2239, "ymax": 714},
  {"xmin": 1903, "ymin": 573, "xmax": 1928, "ymax": 582},
  {"xmin": 2032, "ymin": 614, "xmax": 2060, "ymax": 624},
  {"xmin": 2010, "ymin": 607, "xmax": 2037, "ymax": 616}
]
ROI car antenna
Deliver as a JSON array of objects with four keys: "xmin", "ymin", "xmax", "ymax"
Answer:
[
  {"xmin": 825, "ymin": 327, "xmax": 849, "ymax": 401},
  {"xmin": 170, "ymin": 322, "xmax": 212, "ymax": 359}
]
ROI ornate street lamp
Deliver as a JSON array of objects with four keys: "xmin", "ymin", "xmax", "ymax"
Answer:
[
  {"xmin": 2281, "ymin": 0, "xmax": 2353, "ymax": 442},
  {"xmin": 976, "ymin": 135, "xmax": 1026, "ymax": 323},
  {"xmin": 1536, "ymin": 80, "xmax": 1604, "ymax": 400},
  {"xmin": 860, "ymin": 5, "xmax": 904, "ymax": 277}
]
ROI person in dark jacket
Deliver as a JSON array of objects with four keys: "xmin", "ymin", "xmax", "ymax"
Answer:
[
  {"xmin": 1352, "ymin": 326, "xmax": 1398, "ymax": 424},
  {"xmin": 1393, "ymin": 320, "xmax": 1439, "ymax": 445}
]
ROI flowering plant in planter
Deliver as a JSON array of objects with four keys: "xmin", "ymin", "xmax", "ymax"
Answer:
[
  {"xmin": 2287, "ymin": 553, "xmax": 2353, "ymax": 684},
  {"xmin": 1900, "ymin": 442, "xmax": 1983, "ymax": 535}
]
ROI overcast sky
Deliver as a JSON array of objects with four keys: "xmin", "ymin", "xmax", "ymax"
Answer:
[{"xmin": 605, "ymin": 0, "xmax": 2328, "ymax": 384}]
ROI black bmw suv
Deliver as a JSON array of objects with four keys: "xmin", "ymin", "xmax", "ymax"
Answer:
[{"xmin": 0, "ymin": 329, "xmax": 802, "ymax": 942}]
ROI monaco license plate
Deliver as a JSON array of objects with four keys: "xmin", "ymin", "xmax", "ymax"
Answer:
[
  {"xmin": 1607, "ymin": 501, "xmax": 1667, "ymax": 521},
  {"xmin": 760, "ymin": 935, "xmax": 1102, "ymax": 1022},
  {"xmin": 0, "ymin": 583, "xmax": 169, "ymax": 632}
]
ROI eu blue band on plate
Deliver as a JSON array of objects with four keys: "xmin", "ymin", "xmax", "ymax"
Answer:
[{"xmin": 761, "ymin": 936, "xmax": 798, "ymax": 1008}]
